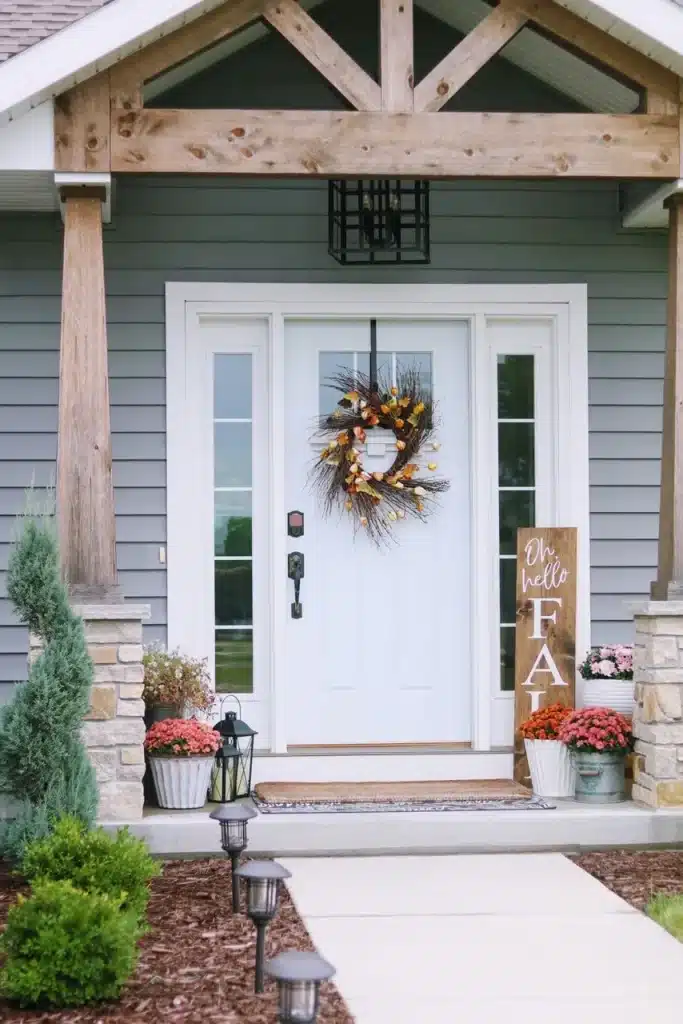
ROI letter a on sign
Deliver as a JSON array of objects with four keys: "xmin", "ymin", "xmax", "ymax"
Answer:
[{"xmin": 513, "ymin": 527, "xmax": 577, "ymax": 784}]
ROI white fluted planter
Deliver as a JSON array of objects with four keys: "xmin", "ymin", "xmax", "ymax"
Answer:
[
  {"xmin": 582, "ymin": 679, "xmax": 635, "ymax": 717},
  {"xmin": 524, "ymin": 739, "xmax": 576, "ymax": 799},
  {"xmin": 148, "ymin": 755, "xmax": 214, "ymax": 809}
]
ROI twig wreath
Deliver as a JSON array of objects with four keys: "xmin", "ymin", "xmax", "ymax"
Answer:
[{"xmin": 311, "ymin": 368, "xmax": 449, "ymax": 544}]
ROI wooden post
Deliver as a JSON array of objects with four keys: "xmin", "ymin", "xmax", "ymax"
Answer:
[
  {"xmin": 57, "ymin": 193, "xmax": 118, "ymax": 598},
  {"xmin": 380, "ymin": 0, "xmax": 414, "ymax": 112},
  {"xmin": 653, "ymin": 191, "xmax": 683, "ymax": 599}
]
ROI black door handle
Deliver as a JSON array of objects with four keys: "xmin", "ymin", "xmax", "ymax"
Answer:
[{"xmin": 288, "ymin": 552, "xmax": 304, "ymax": 619}]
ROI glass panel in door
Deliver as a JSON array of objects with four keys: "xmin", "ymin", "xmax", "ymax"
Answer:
[{"xmin": 214, "ymin": 353, "xmax": 254, "ymax": 694}]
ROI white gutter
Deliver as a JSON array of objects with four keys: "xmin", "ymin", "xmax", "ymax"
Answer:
[{"xmin": 0, "ymin": 0, "xmax": 227, "ymax": 123}]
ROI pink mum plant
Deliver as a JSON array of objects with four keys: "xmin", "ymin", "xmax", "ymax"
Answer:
[
  {"xmin": 578, "ymin": 644, "xmax": 633, "ymax": 681},
  {"xmin": 558, "ymin": 707, "xmax": 633, "ymax": 754},
  {"xmin": 144, "ymin": 718, "xmax": 221, "ymax": 758}
]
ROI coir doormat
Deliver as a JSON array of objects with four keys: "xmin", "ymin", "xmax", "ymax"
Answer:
[{"xmin": 252, "ymin": 779, "xmax": 554, "ymax": 813}]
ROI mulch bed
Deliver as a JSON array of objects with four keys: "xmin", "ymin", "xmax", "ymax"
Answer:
[
  {"xmin": 573, "ymin": 850, "xmax": 683, "ymax": 911},
  {"xmin": 0, "ymin": 858, "xmax": 354, "ymax": 1024}
]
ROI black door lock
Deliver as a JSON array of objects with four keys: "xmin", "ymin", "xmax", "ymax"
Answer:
[{"xmin": 288, "ymin": 552, "xmax": 304, "ymax": 619}]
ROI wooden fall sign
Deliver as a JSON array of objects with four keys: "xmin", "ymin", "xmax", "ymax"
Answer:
[{"xmin": 514, "ymin": 527, "xmax": 577, "ymax": 785}]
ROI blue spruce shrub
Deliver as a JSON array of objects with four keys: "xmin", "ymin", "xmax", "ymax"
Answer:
[{"xmin": 0, "ymin": 516, "xmax": 98, "ymax": 860}]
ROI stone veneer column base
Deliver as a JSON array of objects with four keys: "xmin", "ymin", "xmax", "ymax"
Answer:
[
  {"xmin": 632, "ymin": 601, "xmax": 683, "ymax": 808},
  {"xmin": 30, "ymin": 602, "xmax": 150, "ymax": 822}
]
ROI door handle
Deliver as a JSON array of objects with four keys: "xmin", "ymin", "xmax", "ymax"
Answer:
[{"xmin": 288, "ymin": 552, "xmax": 304, "ymax": 619}]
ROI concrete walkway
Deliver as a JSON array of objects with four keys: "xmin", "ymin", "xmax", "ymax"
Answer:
[{"xmin": 281, "ymin": 853, "xmax": 683, "ymax": 1024}]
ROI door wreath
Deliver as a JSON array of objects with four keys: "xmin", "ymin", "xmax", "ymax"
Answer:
[{"xmin": 311, "ymin": 368, "xmax": 449, "ymax": 544}]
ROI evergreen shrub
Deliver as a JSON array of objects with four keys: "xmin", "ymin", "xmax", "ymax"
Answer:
[
  {"xmin": 0, "ymin": 515, "xmax": 98, "ymax": 860},
  {"xmin": 0, "ymin": 880, "xmax": 141, "ymax": 1008},
  {"xmin": 21, "ymin": 815, "xmax": 160, "ymax": 919}
]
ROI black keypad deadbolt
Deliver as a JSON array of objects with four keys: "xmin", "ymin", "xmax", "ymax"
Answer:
[{"xmin": 287, "ymin": 510, "xmax": 305, "ymax": 538}]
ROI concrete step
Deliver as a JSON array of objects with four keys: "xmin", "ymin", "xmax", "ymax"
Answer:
[{"xmin": 104, "ymin": 800, "xmax": 683, "ymax": 857}]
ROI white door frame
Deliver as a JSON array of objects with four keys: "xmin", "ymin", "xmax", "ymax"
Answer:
[{"xmin": 166, "ymin": 283, "xmax": 590, "ymax": 754}]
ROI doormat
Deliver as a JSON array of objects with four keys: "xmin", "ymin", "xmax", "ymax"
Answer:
[{"xmin": 252, "ymin": 779, "xmax": 554, "ymax": 813}]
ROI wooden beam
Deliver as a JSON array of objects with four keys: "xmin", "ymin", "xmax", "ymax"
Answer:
[
  {"xmin": 263, "ymin": 0, "xmax": 381, "ymax": 110},
  {"xmin": 515, "ymin": 0, "xmax": 678, "ymax": 107},
  {"xmin": 653, "ymin": 87, "xmax": 683, "ymax": 600},
  {"xmin": 380, "ymin": 0, "xmax": 414, "ymax": 112},
  {"xmin": 57, "ymin": 196, "xmax": 117, "ymax": 595},
  {"xmin": 111, "ymin": 108, "xmax": 678, "ymax": 177},
  {"xmin": 415, "ymin": 2, "xmax": 528, "ymax": 113},
  {"xmin": 109, "ymin": 0, "xmax": 264, "ymax": 113},
  {"xmin": 55, "ymin": 73, "xmax": 111, "ymax": 173}
]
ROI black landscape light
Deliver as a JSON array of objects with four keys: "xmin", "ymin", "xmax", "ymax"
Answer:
[
  {"xmin": 235, "ymin": 859, "xmax": 292, "ymax": 993},
  {"xmin": 209, "ymin": 803, "xmax": 257, "ymax": 913},
  {"xmin": 266, "ymin": 950, "xmax": 336, "ymax": 1023}
]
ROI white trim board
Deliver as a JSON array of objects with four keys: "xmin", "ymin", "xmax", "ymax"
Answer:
[
  {"xmin": 0, "ymin": 0, "xmax": 681, "ymax": 125},
  {"xmin": 166, "ymin": 283, "xmax": 590, "ymax": 758}
]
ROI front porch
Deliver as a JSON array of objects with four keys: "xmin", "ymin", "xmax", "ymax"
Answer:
[{"xmin": 33, "ymin": 0, "xmax": 683, "ymax": 814}]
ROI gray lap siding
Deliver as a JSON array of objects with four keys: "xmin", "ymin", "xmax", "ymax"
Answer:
[{"xmin": 0, "ymin": 176, "xmax": 666, "ymax": 697}]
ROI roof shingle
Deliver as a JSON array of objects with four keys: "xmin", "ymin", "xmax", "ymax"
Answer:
[{"xmin": 0, "ymin": 1, "xmax": 109, "ymax": 62}]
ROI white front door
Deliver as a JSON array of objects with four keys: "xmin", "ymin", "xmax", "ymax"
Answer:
[
  {"xmin": 168, "ymin": 284, "xmax": 591, "ymax": 758},
  {"xmin": 284, "ymin": 319, "xmax": 472, "ymax": 747}
]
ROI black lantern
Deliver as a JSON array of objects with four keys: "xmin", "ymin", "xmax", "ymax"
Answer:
[
  {"xmin": 235, "ymin": 859, "xmax": 292, "ymax": 993},
  {"xmin": 266, "ymin": 951, "xmax": 336, "ymax": 1024},
  {"xmin": 328, "ymin": 179, "xmax": 430, "ymax": 265},
  {"xmin": 209, "ymin": 803, "xmax": 257, "ymax": 913},
  {"xmin": 210, "ymin": 699, "xmax": 257, "ymax": 803}
]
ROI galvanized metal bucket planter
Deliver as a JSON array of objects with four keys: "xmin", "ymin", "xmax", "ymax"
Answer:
[
  {"xmin": 572, "ymin": 749, "xmax": 627, "ymax": 803},
  {"xmin": 149, "ymin": 755, "xmax": 215, "ymax": 809}
]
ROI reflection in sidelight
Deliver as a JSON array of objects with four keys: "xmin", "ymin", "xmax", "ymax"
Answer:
[
  {"xmin": 214, "ymin": 353, "xmax": 254, "ymax": 694},
  {"xmin": 215, "ymin": 629, "xmax": 253, "ymax": 694},
  {"xmin": 215, "ymin": 491, "xmax": 252, "ymax": 557},
  {"xmin": 214, "ymin": 422, "xmax": 252, "ymax": 488},
  {"xmin": 215, "ymin": 562, "xmax": 253, "ymax": 626},
  {"xmin": 497, "ymin": 355, "xmax": 535, "ymax": 692}
]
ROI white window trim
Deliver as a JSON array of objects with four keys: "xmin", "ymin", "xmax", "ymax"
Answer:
[{"xmin": 166, "ymin": 283, "xmax": 589, "ymax": 753}]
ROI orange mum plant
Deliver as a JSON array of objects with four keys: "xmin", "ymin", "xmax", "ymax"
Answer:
[{"xmin": 519, "ymin": 703, "xmax": 573, "ymax": 741}]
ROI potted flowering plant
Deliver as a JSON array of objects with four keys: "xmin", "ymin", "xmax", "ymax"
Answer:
[
  {"xmin": 579, "ymin": 645, "xmax": 634, "ymax": 716},
  {"xmin": 519, "ymin": 704, "xmax": 575, "ymax": 798},
  {"xmin": 142, "ymin": 646, "xmax": 214, "ymax": 725},
  {"xmin": 144, "ymin": 718, "xmax": 221, "ymax": 809},
  {"xmin": 559, "ymin": 707, "xmax": 633, "ymax": 803}
]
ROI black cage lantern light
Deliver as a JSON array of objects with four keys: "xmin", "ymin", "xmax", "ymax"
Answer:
[
  {"xmin": 209, "ymin": 696, "xmax": 257, "ymax": 803},
  {"xmin": 328, "ymin": 178, "xmax": 430, "ymax": 265}
]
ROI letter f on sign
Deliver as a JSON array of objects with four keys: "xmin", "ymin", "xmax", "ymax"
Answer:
[{"xmin": 530, "ymin": 597, "xmax": 562, "ymax": 640}]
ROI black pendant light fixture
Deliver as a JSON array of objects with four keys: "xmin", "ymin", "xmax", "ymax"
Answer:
[{"xmin": 328, "ymin": 179, "xmax": 430, "ymax": 265}]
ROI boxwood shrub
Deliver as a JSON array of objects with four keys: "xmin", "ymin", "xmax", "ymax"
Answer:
[
  {"xmin": 21, "ymin": 814, "xmax": 159, "ymax": 919},
  {"xmin": 0, "ymin": 880, "xmax": 141, "ymax": 1008}
]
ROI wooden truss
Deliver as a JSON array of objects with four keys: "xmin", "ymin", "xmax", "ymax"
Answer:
[{"xmin": 55, "ymin": 0, "xmax": 682, "ymax": 178}]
